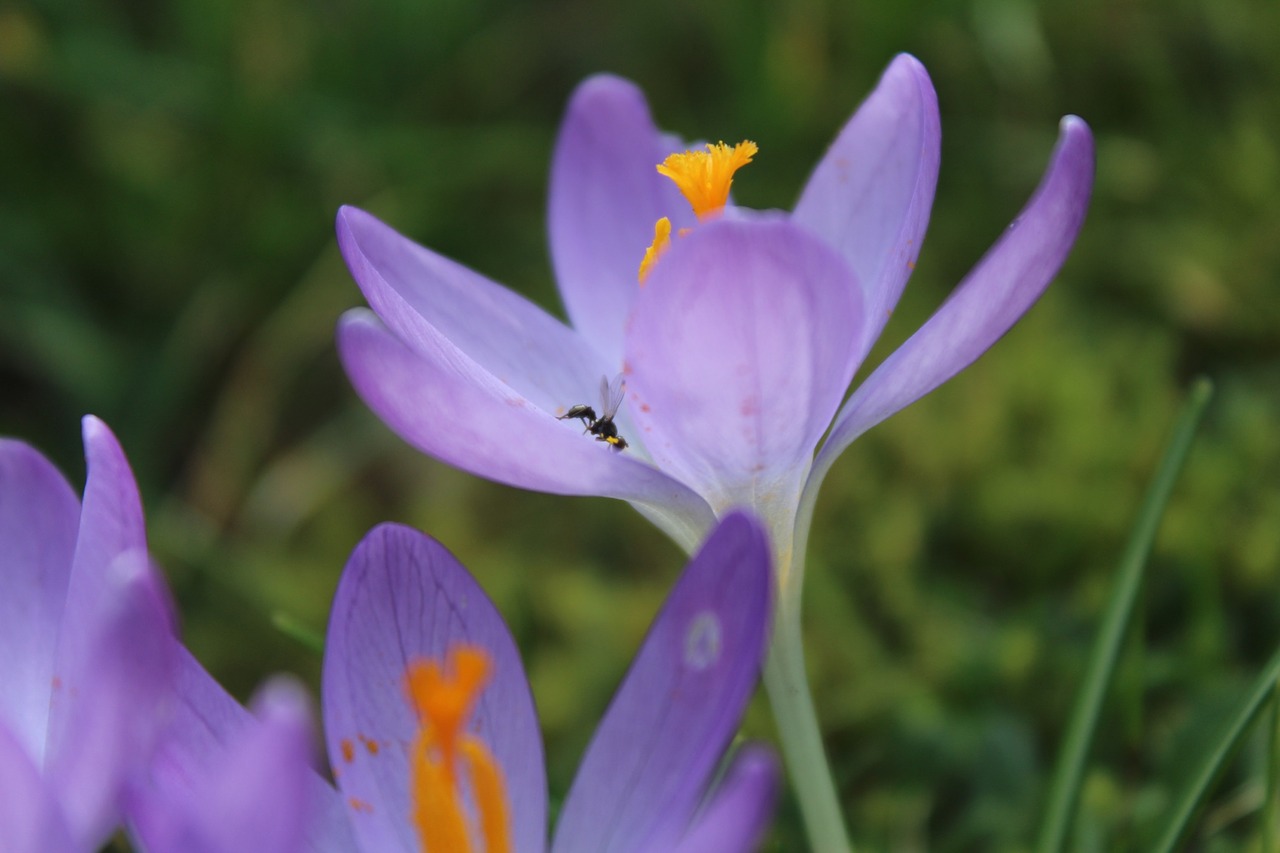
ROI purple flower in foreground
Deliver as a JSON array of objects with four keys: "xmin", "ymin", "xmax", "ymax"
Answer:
[
  {"xmin": 335, "ymin": 54, "xmax": 1094, "ymax": 561},
  {"xmin": 130, "ymin": 678, "xmax": 318, "ymax": 853},
  {"xmin": 155, "ymin": 512, "xmax": 776, "ymax": 852},
  {"xmin": 141, "ymin": 646, "xmax": 357, "ymax": 853},
  {"xmin": 0, "ymin": 417, "xmax": 174, "ymax": 852},
  {"xmin": 324, "ymin": 512, "xmax": 777, "ymax": 852}
]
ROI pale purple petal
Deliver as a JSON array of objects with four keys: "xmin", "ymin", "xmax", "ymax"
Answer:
[
  {"xmin": 145, "ymin": 648, "xmax": 356, "ymax": 853},
  {"xmin": 0, "ymin": 724, "xmax": 78, "ymax": 853},
  {"xmin": 793, "ymin": 53, "xmax": 940, "ymax": 352},
  {"xmin": 323, "ymin": 523, "xmax": 546, "ymax": 853},
  {"xmin": 62, "ymin": 416, "xmax": 148, "ymax": 628},
  {"xmin": 132, "ymin": 678, "xmax": 317, "ymax": 853},
  {"xmin": 44, "ymin": 417, "xmax": 168, "ymax": 846},
  {"xmin": 45, "ymin": 553, "xmax": 175, "ymax": 849},
  {"xmin": 548, "ymin": 75, "xmax": 696, "ymax": 364},
  {"xmin": 552, "ymin": 512, "xmax": 772, "ymax": 853},
  {"xmin": 337, "ymin": 310, "xmax": 716, "ymax": 543},
  {"xmin": 667, "ymin": 747, "xmax": 779, "ymax": 853},
  {"xmin": 0, "ymin": 440, "xmax": 78, "ymax": 761},
  {"xmin": 816, "ymin": 116, "xmax": 1094, "ymax": 471},
  {"xmin": 338, "ymin": 205, "xmax": 609, "ymax": 415},
  {"xmin": 149, "ymin": 646, "xmax": 256, "ymax": 785},
  {"xmin": 624, "ymin": 217, "xmax": 863, "ymax": 515}
]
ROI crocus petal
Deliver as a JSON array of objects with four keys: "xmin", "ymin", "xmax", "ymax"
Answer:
[
  {"xmin": 45, "ymin": 552, "xmax": 175, "ymax": 849},
  {"xmin": 667, "ymin": 747, "xmax": 779, "ymax": 853},
  {"xmin": 63, "ymin": 416, "xmax": 148, "ymax": 624},
  {"xmin": 625, "ymin": 217, "xmax": 863, "ymax": 517},
  {"xmin": 145, "ymin": 648, "xmax": 356, "ymax": 853},
  {"xmin": 815, "ymin": 115, "xmax": 1095, "ymax": 473},
  {"xmin": 132, "ymin": 678, "xmax": 317, "ymax": 853},
  {"xmin": 552, "ymin": 512, "xmax": 772, "ymax": 853},
  {"xmin": 0, "ymin": 724, "xmax": 77, "ymax": 853},
  {"xmin": 0, "ymin": 440, "xmax": 79, "ymax": 760},
  {"xmin": 323, "ymin": 523, "xmax": 547, "ymax": 853},
  {"xmin": 44, "ymin": 417, "xmax": 169, "ymax": 846},
  {"xmin": 792, "ymin": 53, "xmax": 940, "ymax": 353},
  {"xmin": 548, "ymin": 75, "xmax": 696, "ymax": 364},
  {"xmin": 338, "ymin": 205, "xmax": 608, "ymax": 415},
  {"xmin": 337, "ymin": 310, "xmax": 716, "ymax": 548}
]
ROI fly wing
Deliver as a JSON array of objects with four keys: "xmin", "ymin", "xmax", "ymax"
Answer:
[{"xmin": 600, "ymin": 373, "xmax": 626, "ymax": 420}]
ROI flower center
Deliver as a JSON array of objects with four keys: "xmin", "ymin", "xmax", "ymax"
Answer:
[
  {"xmin": 404, "ymin": 644, "xmax": 512, "ymax": 853},
  {"xmin": 638, "ymin": 140, "xmax": 757, "ymax": 282}
]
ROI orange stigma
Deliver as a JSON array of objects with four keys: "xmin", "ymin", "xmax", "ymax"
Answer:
[
  {"xmin": 657, "ymin": 140, "xmax": 757, "ymax": 220},
  {"xmin": 638, "ymin": 140, "xmax": 757, "ymax": 281},
  {"xmin": 403, "ymin": 644, "xmax": 512, "ymax": 853}
]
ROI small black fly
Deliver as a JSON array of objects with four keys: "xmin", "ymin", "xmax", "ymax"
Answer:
[{"xmin": 558, "ymin": 374, "xmax": 629, "ymax": 451}]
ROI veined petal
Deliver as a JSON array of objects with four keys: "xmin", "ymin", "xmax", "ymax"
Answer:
[
  {"xmin": 0, "ymin": 440, "xmax": 78, "ymax": 761},
  {"xmin": 552, "ymin": 512, "xmax": 772, "ymax": 853},
  {"xmin": 548, "ymin": 75, "xmax": 696, "ymax": 364},
  {"xmin": 0, "ymin": 724, "xmax": 78, "ymax": 853},
  {"xmin": 337, "ymin": 205, "xmax": 607, "ymax": 416},
  {"xmin": 667, "ymin": 747, "xmax": 779, "ymax": 853},
  {"xmin": 337, "ymin": 310, "xmax": 716, "ymax": 545},
  {"xmin": 45, "ymin": 552, "xmax": 175, "ymax": 849},
  {"xmin": 815, "ymin": 116, "xmax": 1094, "ymax": 474},
  {"xmin": 793, "ymin": 53, "xmax": 940, "ymax": 353},
  {"xmin": 624, "ymin": 217, "xmax": 863, "ymax": 517},
  {"xmin": 132, "ymin": 678, "xmax": 317, "ymax": 853},
  {"xmin": 323, "ymin": 523, "xmax": 547, "ymax": 853}
]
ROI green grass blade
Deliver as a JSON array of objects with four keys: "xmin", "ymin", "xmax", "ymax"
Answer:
[
  {"xmin": 270, "ymin": 610, "xmax": 326, "ymax": 655},
  {"xmin": 1265, "ymin": 682, "xmax": 1280, "ymax": 853},
  {"xmin": 1036, "ymin": 378, "xmax": 1214, "ymax": 853},
  {"xmin": 1152, "ymin": 646, "xmax": 1280, "ymax": 852}
]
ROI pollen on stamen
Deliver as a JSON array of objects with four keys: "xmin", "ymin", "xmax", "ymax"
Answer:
[{"xmin": 657, "ymin": 140, "xmax": 758, "ymax": 220}]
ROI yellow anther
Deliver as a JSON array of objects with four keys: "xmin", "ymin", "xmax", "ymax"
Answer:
[
  {"xmin": 656, "ymin": 140, "xmax": 758, "ymax": 220},
  {"xmin": 402, "ymin": 644, "xmax": 512, "ymax": 853},
  {"xmin": 638, "ymin": 217, "xmax": 672, "ymax": 283}
]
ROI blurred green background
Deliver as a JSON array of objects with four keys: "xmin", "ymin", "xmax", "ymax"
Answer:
[{"xmin": 1, "ymin": 0, "xmax": 1277, "ymax": 848}]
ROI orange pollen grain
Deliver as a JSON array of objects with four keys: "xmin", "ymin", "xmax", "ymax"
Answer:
[
  {"xmin": 402, "ymin": 644, "xmax": 512, "ymax": 853},
  {"xmin": 656, "ymin": 140, "xmax": 757, "ymax": 220},
  {"xmin": 340, "ymin": 739, "xmax": 355, "ymax": 763}
]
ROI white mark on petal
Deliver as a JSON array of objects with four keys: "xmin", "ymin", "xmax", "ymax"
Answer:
[{"xmin": 684, "ymin": 611, "xmax": 722, "ymax": 671}]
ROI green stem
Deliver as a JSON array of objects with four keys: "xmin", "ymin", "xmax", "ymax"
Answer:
[{"xmin": 764, "ymin": 535, "xmax": 854, "ymax": 853}]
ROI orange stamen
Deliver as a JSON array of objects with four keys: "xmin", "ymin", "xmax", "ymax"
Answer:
[
  {"xmin": 638, "ymin": 217, "xmax": 672, "ymax": 283},
  {"xmin": 402, "ymin": 644, "xmax": 512, "ymax": 853}
]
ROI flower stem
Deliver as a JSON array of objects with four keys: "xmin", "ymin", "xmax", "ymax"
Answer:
[{"xmin": 764, "ymin": 542, "xmax": 853, "ymax": 853}]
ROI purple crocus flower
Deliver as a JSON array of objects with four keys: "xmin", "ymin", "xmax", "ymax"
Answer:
[
  {"xmin": 0, "ymin": 417, "xmax": 175, "ymax": 852},
  {"xmin": 334, "ymin": 53, "xmax": 1095, "ymax": 563},
  {"xmin": 136, "ymin": 643, "xmax": 358, "ymax": 853},
  {"xmin": 150, "ymin": 512, "xmax": 776, "ymax": 852},
  {"xmin": 323, "ymin": 511, "xmax": 777, "ymax": 852},
  {"xmin": 129, "ymin": 677, "xmax": 319, "ymax": 853}
]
